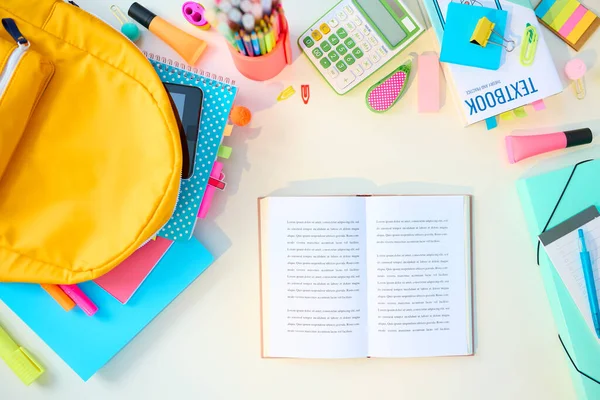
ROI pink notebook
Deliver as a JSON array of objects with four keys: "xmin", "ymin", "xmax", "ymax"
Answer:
[{"xmin": 94, "ymin": 237, "xmax": 173, "ymax": 304}]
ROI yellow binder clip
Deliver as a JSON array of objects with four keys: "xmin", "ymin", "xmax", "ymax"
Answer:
[{"xmin": 470, "ymin": 17, "xmax": 515, "ymax": 52}]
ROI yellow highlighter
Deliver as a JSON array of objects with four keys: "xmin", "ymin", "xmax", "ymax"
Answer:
[{"xmin": 0, "ymin": 322, "xmax": 44, "ymax": 385}]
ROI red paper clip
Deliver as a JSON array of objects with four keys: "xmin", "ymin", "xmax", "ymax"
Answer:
[{"xmin": 301, "ymin": 85, "xmax": 310, "ymax": 104}]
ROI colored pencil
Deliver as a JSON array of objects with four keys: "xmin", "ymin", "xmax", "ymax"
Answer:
[
  {"xmin": 257, "ymin": 30, "xmax": 267, "ymax": 55},
  {"xmin": 251, "ymin": 32, "xmax": 261, "ymax": 55}
]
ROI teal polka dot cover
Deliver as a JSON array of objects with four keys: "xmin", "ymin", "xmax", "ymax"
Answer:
[{"xmin": 149, "ymin": 54, "xmax": 238, "ymax": 241}]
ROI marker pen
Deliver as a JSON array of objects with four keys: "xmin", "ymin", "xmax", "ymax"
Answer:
[{"xmin": 505, "ymin": 128, "xmax": 593, "ymax": 164}]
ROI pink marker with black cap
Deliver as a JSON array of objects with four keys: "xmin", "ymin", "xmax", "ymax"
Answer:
[{"xmin": 506, "ymin": 128, "xmax": 593, "ymax": 164}]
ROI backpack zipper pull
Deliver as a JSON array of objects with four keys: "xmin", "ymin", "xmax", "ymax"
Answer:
[{"xmin": 1, "ymin": 19, "xmax": 29, "ymax": 47}]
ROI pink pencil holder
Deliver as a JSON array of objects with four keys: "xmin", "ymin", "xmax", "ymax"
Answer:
[{"xmin": 227, "ymin": 17, "xmax": 292, "ymax": 81}]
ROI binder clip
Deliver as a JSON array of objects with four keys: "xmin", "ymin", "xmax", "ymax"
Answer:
[
  {"xmin": 520, "ymin": 23, "xmax": 538, "ymax": 67},
  {"xmin": 565, "ymin": 58, "xmax": 587, "ymax": 100},
  {"xmin": 470, "ymin": 16, "xmax": 515, "ymax": 52}
]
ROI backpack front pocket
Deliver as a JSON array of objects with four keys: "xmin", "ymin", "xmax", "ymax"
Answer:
[{"xmin": 0, "ymin": 19, "xmax": 54, "ymax": 180}]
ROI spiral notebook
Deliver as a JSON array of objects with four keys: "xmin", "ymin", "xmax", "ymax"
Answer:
[{"xmin": 147, "ymin": 53, "xmax": 238, "ymax": 241}]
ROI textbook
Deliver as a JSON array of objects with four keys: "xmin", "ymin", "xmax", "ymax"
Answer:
[
  {"xmin": 258, "ymin": 195, "xmax": 473, "ymax": 359},
  {"xmin": 422, "ymin": 0, "xmax": 563, "ymax": 125}
]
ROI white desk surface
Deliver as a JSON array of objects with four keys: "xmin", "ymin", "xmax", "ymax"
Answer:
[{"xmin": 3, "ymin": 0, "xmax": 600, "ymax": 398}]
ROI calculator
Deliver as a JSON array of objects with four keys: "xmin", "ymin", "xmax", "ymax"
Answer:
[{"xmin": 299, "ymin": 0, "xmax": 424, "ymax": 95}]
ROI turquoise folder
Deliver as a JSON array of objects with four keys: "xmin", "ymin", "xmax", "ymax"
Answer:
[{"xmin": 518, "ymin": 159, "xmax": 600, "ymax": 400}]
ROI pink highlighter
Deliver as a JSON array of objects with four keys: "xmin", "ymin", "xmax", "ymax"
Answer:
[
  {"xmin": 505, "ymin": 128, "xmax": 592, "ymax": 164},
  {"xmin": 58, "ymin": 284, "xmax": 98, "ymax": 316}
]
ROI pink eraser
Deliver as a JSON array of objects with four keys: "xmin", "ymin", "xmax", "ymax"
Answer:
[
  {"xmin": 198, "ymin": 161, "xmax": 224, "ymax": 219},
  {"xmin": 418, "ymin": 53, "xmax": 441, "ymax": 113}
]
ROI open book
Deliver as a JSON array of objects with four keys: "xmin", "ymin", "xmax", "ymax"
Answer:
[{"xmin": 259, "ymin": 195, "xmax": 473, "ymax": 359}]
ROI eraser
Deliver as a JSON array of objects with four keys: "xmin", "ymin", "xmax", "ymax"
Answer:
[{"xmin": 417, "ymin": 53, "xmax": 441, "ymax": 113}]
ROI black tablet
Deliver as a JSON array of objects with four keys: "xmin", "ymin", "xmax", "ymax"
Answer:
[{"xmin": 164, "ymin": 83, "xmax": 204, "ymax": 179}]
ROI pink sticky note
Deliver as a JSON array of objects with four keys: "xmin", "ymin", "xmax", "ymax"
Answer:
[
  {"xmin": 531, "ymin": 99, "xmax": 546, "ymax": 111},
  {"xmin": 94, "ymin": 237, "xmax": 173, "ymax": 304},
  {"xmin": 418, "ymin": 53, "xmax": 441, "ymax": 113},
  {"xmin": 198, "ymin": 161, "xmax": 224, "ymax": 219}
]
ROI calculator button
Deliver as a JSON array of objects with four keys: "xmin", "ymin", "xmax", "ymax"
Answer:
[
  {"xmin": 343, "ymin": 5, "xmax": 354, "ymax": 15},
  {"xmin": 360, "ymin": 26, "xmax": 372, "ymax": 36},
  {"xmin": 370, "ymin": 52, "xmax": 381, "ymax": 63},
  {"xmin": 336, "ymin": 60, "xmax": 347, "ymax": 72},
  {"xmin": 353, "ymin": 32, "xmax": 363, "ymax": 41},
  {"xmin": 303, "ymin": 36, "xmax": 315, "ymax": 48},
  {"xmin": 336, "ymin": 44, "xmax": 348, "ymax": 55},
  {"xmin": 344, "ymin": 54, "xmax": 355, "ymax": 65},
  {"xmin": 377, "ymin": 47, "xmax": 388, "ymax": 56},
  {"xmin": 312, "ymin": 48, "xmax": 324, "ymax": 58},
  {"xmin": 328, "ymin": 51, "xmax": 340, "ymax": 62},
  {"xmin": 320, "ymin": 57, "xmax": 332, "ymax": 68},
  {"xmin": 329, "ymin": 34, "xmax": 340, "ymax": 45},
  {"xmin": 345, "ymin": 22, "xmax": 356, "ymax": 32},
  {"xmin": 327, "ymin": 68, "xmax": 339, "ymax": 78},
  {"xmin": 353, "ymin": 65, "xmax": 364, "ymax": 76},
  {"xmin": 344, "ymin": 37, "xmax": 356, "ymax": 48},
  {"xmin": 311, "ymin": 30, "xmax": 323, "ymax": 41},
  {"xmin": 320, "ymin": 23, "xmax": 331, "ymax": 35},
  {"xmin": 402, "ymin": 17, "xmax": 417, "ymax": 32},
  {"xmin": 329, "ymin": 18, "xmax": 339, "ymax": 28},
  {"xmin": 336, "ymin": 72, "xmax": 356, "ymax": 89},
  {"xmin": 361, "ymin": 59, "xmax": 372, "ymax": 69},
  {"xmin": 360, "ymin": 41, "xmax": 371, "ymax": 52},
  {"xmin": 336, "ymin": 11, "xmax": 347, "ymax": 21},
  {"xmin": 337, "ymin": 28, "xmax": 348, "ymax": 39},
  {"xmin": 368, "ymin": 36, "xmax": 379, "ymax": 46},
  {"xmin": 352, "ymin": 47, "xmax": 364, "ymax": 59},
  {"xmin": 321, "ymin": 41, "xmax": 332, "ymax": 52},
  {"xmin": 352, "ymin": 16, "xmax": 362, "ymax": 26}
]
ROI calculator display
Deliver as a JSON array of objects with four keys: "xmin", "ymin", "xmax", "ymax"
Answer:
[{"xmin": 354, "ymin": 0, "xmax": 408, "ymax": 47}]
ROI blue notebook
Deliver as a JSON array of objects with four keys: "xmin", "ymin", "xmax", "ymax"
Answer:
[
  {"xmin": 440, "ymin": 3, "xmax": 508, "ymax": 71},
  {"xmin": 0, "ymin": 237, "xmax": 213, "ymax": 381},
  {"xmin": 150, "ymin": 56, "xmax": 238, "ymax": 241}
]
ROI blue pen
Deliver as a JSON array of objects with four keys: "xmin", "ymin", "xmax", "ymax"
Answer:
[
  {"xmin": 234, "ymin": 33, "xmax": 247, "ymax": 56},
  {"xmin": 578, "ymin": 229, "xmax": 600, "ymax": 338},
  {"xmin": 251, "ymin": 32, "xmax": 261, "ymax": 56}
]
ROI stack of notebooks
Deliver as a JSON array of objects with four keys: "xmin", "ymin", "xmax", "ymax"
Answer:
[
  {"xmin": 421, "ymin": 0, "xmax": 563, "ymax": 126},
  {"xmin": 0, "ymin": 57, "xmax": 238, "ymax": 381}
]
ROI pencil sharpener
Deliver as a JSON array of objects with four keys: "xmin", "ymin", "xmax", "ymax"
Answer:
[{"xmin": 182, "ymin": 2, "xmax": 211, "ymax": 30}]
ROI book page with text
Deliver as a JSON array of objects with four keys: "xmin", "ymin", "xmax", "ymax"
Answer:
[
  {"xmin": 365, "ymin": 196, "xmax": 472, "ymax": 358},
  {"xmin": 261, "ymin": 197, "xmax": 368, "ymax": 358}
]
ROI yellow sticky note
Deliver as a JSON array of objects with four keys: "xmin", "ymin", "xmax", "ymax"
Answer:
[
  {"xmin": 567, "ymin": 11, "xmax": 596, "ymax": 44},
  {"xmin": 223, "ymin": 124, "xmax": 234, "ymax": 137},
  {"xmin": 500, "ymin": 111, "xmax": 514, "ymax": 121}
]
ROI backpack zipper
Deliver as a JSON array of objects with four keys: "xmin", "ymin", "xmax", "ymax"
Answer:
[{"xmin": 0, "ymin": 19, "xmax": 29, "ymax": 101}]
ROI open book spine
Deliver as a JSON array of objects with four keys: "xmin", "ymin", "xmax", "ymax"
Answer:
[{"xmin": 144, "ymin": 51, "xmax": 237, "ymax": 91}]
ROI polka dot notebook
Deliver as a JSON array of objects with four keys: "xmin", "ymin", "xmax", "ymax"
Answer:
[{"xmin": 148, "ymin": 54, "xmax": 238, "ymax": 241}]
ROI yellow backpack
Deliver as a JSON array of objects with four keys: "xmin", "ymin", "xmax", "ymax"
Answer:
[{"xmin": 0, "ymin": 0, "xmax": 182, "ymax": 284}]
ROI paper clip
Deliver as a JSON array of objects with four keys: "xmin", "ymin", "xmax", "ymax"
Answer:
[
  {"xmin": 565, "ymin": 58, "xmax": 587, "ymax": 100},
  {"xmin": 520, "ymin": 23, "xmax": 538, "ymax": 67},
  {"xmin": 470, "ymin": 17, "xmax": 515, "ymax": 52},
  {"xmin": 301, "ymin": 85, "xmax": 310, "ymax": 104},
  {"xmin": 277, "ymin": 86, "xmax": 296, "ymax": 101}
]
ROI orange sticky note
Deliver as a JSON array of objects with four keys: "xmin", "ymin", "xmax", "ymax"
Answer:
[{"xmin": 223, "ymin": 124, "xmax": 234, "ymax": 137}]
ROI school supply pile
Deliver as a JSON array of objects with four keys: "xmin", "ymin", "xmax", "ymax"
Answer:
[
  {"xmin": 0, "ymin": 0, "xmax": 241, "ymax": 382},
  {"xmin": 422, "ymin": 0, "xmax": 563, "ymax": 125},
  {"xmin": 518, "ymin": 160, "xmax": 600, "ymax": 400}
]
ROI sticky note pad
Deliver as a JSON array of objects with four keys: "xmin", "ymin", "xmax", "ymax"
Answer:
[
  {"xmin": 532, "ymin": 99, "xmax": 546, "ymax": 111},
  {"xmin": 440, "ymin": 3, "xmax": 508, "ymax": 71},
  {"xmin": 535, "ymin": 0, "xmax": 600, "ymax": 51},
  {"xmin": 418, "ymin": 53, "xmax": 441, "ymax": 113},
  {"xmin": 485, "ymin": 116, "xmax": 498, "ymax": 130},
  {"xmin": 514, "ymin": 106, "xmax": 528, "ymax": 118},
  {"xmin": 0, "ymin": 238, "xmax": 214, "ymax": 381}
]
